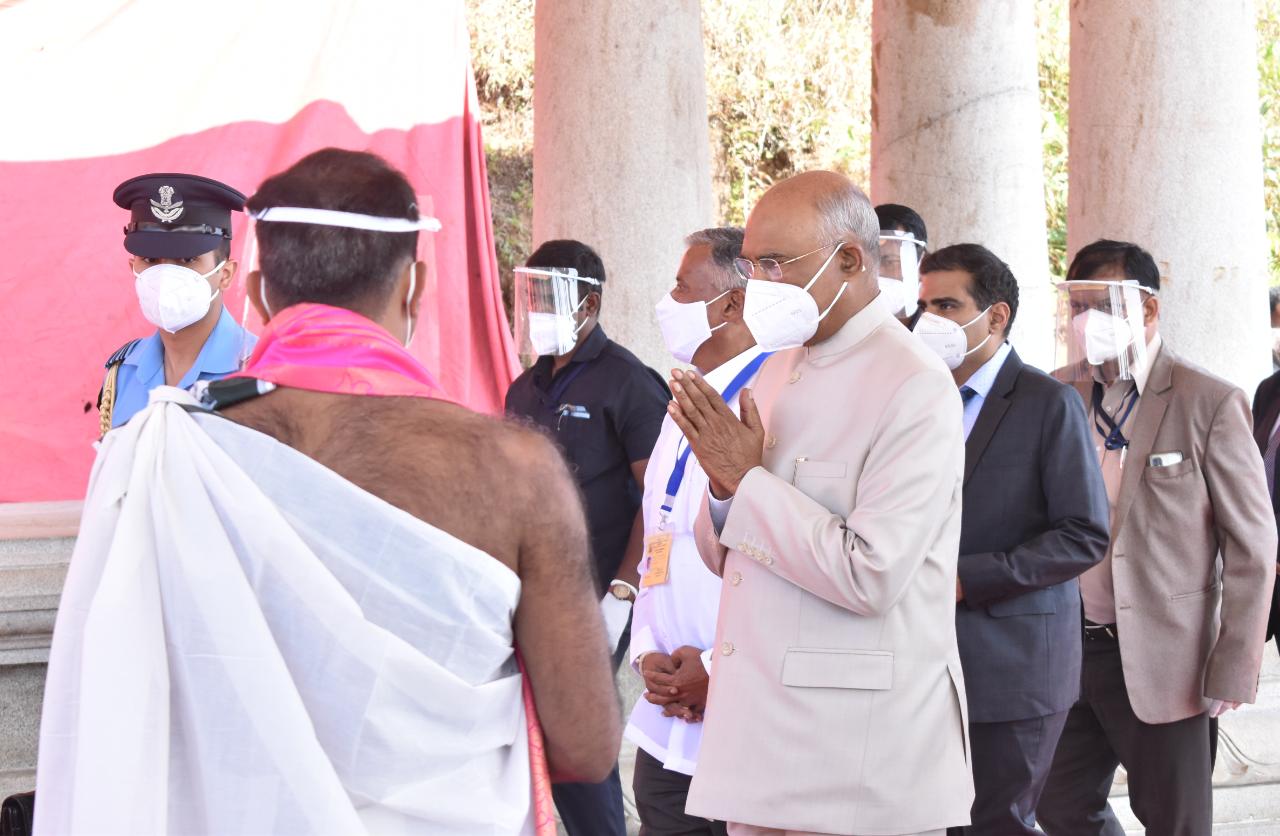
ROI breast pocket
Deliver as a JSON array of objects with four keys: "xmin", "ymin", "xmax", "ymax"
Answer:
[
  {"xmin": 781, "ymin": 648, "xmax": 894, "ymax": 690},
  {"xmin": 792, "ymin": 458, "xmax": 850, "ymax": 515},
  {"xmin": 554, "ymin": 408, "xmax": 612, "ymax": 482}
]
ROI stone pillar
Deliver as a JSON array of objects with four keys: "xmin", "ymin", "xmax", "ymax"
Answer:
[
  {"xmin": 871, "ymin": 1, "xmax": 1054, "ymax": 369},
  {"xmin": 1069, "ymin": 0, "xmax": 1269, "ymax": 392},
  {"xmin": 533, "ymin": 0, "xmax": 714, "ymax": 372}
]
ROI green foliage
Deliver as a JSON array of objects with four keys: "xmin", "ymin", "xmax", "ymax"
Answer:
[
  {"xmin": 1260, "ymin": 0, "xmax": 1280, "ymax": 281},
  {"xmin": 468, "ymin": 0, "xmax": 1280, "ymax": 298},
  {"xmin": 701, "ymin": 0, "xmax": 871, "ymax": 225},
  {"xmin": 1036, "ymin": 0, "xmax": 1070, "ymax": 280}
]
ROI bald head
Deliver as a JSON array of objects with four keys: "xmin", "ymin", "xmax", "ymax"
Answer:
[{"xmin": 739, "ymin": 171, "xmax": 882, "ymax": 344}]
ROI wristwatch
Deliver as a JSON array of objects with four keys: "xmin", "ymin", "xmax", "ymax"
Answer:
[{"xmin": 609, "ymin": 579, "xmax": 638, "ymax": 603}]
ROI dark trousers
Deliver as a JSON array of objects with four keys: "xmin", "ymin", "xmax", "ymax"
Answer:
[
  {"xmin": 633, "ymin": 748, "xmax": 727, "ymax": 836},
  {"xmin": 1038, "ymin": 632, "xmax": 1212, "ymax": 835},
  {"xmin": 947, "ymin": 709, "xmax": 1070, "ymax": 835},
  {"xmin": 553, "ymin": 629, "xmax": 630, "ymax": 836},
  {"xmin": 553, "ymin": 766, "xmax": 626, "ymax": 836}
]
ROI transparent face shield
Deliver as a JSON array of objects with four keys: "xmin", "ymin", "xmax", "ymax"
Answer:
[
  {"xmin": 512, "ymin": 266, "xmax": 601, "ymax": 361},
  {"xmin": 1054, "ymin": 279, "xmax": 1153, "ymax": 382},
  {"xmin": 877, "ymin": 230, "xmax": 925, "ymax": 318}
]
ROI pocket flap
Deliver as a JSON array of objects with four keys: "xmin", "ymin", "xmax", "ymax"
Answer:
[
  {"xmin": 781, "ymin": 648, "xmax": 893, "ymax": 690},
  {"xmin": 987, "ymin": 587, "xmax": 1059, "ymax": 617}
]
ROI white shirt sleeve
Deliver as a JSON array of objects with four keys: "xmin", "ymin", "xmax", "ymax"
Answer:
[{"xmin": 708, "ymin": 493, "xmax": 733, "ymax": 534}]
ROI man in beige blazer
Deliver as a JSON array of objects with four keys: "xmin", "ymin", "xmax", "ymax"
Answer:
[
  {"xmin": 666, "ymin": 171, "xmax": 973, "ymax": 835},
  {"xmin": 1038, "ymin": 239, "xmax": 1277, "ymax": 835}
]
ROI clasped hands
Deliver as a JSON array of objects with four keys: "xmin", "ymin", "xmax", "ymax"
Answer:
[
  {"xmin": 667, "ymin": 369, "xmax": 765, "ymax": 499},
  {"xmin": 641, "ymin": 646, "xmax": 710, "ymax": 722}
]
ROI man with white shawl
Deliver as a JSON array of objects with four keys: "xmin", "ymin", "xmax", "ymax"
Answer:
[{"xmin": 35, "ymin": 149, "xmax": 621, "ymax": 835}]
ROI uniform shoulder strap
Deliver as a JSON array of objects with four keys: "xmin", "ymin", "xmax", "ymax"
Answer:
[
  {"xmin": 103, "ymin": 338, "xmax": 141, "ymax": 370},
  {"xmin": 97, "ymin": 338, "xmax": 142, "ymax": 436}
]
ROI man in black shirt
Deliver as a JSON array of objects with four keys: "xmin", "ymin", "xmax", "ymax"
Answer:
[{"xmin": 505, "ymin": 239, "xmax": 669, "ymax": 836}]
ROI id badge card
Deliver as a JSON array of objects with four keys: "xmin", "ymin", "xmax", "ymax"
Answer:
[{"xmin": 641, "ymin": 532, "xmax": 673, "ymax": 587}]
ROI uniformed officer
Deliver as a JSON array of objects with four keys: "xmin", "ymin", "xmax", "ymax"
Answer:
[{"xmin": 99, "ymin": 173, "xmax": 255, "ymax": 433}]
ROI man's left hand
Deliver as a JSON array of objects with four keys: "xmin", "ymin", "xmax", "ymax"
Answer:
[
  {"xmin": 667, "ymin": 369, "xmax": 764, "ymax": 499},
  {"xmin": 1208, "ymin": 698, "xmax": 1242, "ymax": 718}
]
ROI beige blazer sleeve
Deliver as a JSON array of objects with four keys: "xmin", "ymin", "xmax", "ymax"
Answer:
[
  {"xmin": 1202, "ymin": 387, "xmax": 1279, "ymax": 703},
  {"xmin": 716, "ymin": 369, "xmax": 963, "ymax": 616}
]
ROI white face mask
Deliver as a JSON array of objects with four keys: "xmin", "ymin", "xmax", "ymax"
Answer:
[
  {"xmin": 654, "ymin": 288, "xmax": 730, "ymax": 365},
  {"xmin": 742, "ymin": 245, "xmax": 847, "ymax": 352},
  {"xmin": 134, "ymin": 260, "xmax": 225, "ymax": 333},
  {"xmin": 1073, "ymin": 309, "xmax": 1134, "ymax": 365},
  {"xmin": 878, "ymin": 276, "xmax": 921, "ymax": 319},
  {"xmin": 527, "ymin": 297, "xmax": 588, "ymax": 357},
  {"xmin": 914, "ymin": 307, "xmax": 992, "ymax": 370}
]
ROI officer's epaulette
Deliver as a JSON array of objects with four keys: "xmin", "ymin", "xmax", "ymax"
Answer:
[{"xmin": 104, "ymin": 338, "xmax": 141, "ymax": 369}]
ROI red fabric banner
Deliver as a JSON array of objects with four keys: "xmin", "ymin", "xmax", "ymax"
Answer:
[{"xmin": 0, "ymin": 0, "xmax": 518, "ymax": 501}]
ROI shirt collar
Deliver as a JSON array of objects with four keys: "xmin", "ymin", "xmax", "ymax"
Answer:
[
  {"xmin": 960, "ymin": 341, "xmax": 1012, "ymax": 400},
  {"xmin": 124, "ymin": 307, "xmax": 253, "ymax": 387},
  {"xmin": 701, "ymin": 344, "xmax": 766, "ymax": 393},
  {"xmin": 806, "ymin": 291, "xmax": 893, "ymax": 362},
  {"xmin": 181, "ymin": 307, "xmax": 253, "ymax": 386}
]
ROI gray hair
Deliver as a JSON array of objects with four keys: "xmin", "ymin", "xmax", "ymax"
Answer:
[
  {"xmin": 816, "ymin": 182, "xmax": 880, "ymax": 271},
  {"xmin": 684, "ymin": 226, "xmax": 747, "ymax": 292}
]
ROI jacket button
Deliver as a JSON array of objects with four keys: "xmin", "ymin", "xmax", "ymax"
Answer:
[
  {"xmin": 721, "ymin": 641, "xmax": 735, "ymax": 656},
  {"xmin": 789, "ymin": 370, "xmax": 802, "ymax": 384},
  {"xmin": 730, "ymin": 571, "xmax": 742, "ymax": 585},
  {"xmin": 766, "ymin": 435, "xmax": 777, "ymax": 449}
]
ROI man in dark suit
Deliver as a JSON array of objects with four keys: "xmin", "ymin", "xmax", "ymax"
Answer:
[
  {"xmin": 916, "ymin": 244, "xmax": 1111, "ymax": 835},
  {"xmin": 1251, "ymin": 369, "xmax": 1280, "ymax": 655}
]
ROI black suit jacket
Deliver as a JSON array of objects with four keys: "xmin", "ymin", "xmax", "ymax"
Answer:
[
  {"xmin": 1250, "ymin": 370, "xmax": 1280, "ymax": 643},
  {"xmin": 956, "ymin": 346, "xmax": 1111, "ymax": 723}
]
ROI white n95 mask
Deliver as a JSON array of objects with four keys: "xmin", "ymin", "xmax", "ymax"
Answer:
[
  {"xmin": 742, "ymin": 245, "xmax": 847, "ymax": 352},
  {"xmin": 654, "ymin": 289, "xmax": 730, "ymax": 365},
  {"xmin": 914, "ymin": 307, "xmax": 991, "ymax": 370},
  {"xmin": 134, "ymin": 260, "xmax": 225, "ymax": 333},
  {"xmin": 527, "ymin": 309, "xmax": 584, "ymax": 357},
  {"xmin": 1073, "ymin": 309, "xmax": 1134, "ymax": 365}
]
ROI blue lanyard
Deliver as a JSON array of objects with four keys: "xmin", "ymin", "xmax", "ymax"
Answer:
[
  {"xmin": 660, "ymin": 351, "xmax": 772, "ymax": 519},
  {"xmin": 1091, "ymin": 381, "xmax": 1139, "ymax": 451}
]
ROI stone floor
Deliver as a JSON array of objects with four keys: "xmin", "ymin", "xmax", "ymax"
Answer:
[{"xmin": 597, "ymin": 651, "xmax": 1280, "ymax": 836}]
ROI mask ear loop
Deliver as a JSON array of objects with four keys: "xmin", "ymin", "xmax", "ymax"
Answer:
[
  {"xmin": 404, "ymin": 265, "xmax": 417, "ymax": 348},
  {"xmin": 239, "ymin": 218, "xmax": 259, "ymax": 369}
]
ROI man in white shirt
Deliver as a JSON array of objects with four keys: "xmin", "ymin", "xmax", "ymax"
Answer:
[{"xmin": 629, "ymin": 227, "xmax": 760, "ymax": 835}]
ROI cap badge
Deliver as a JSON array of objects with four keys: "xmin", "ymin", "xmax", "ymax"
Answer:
[{"xmin": 150, "ymin": 185, "xmax": 184, "ymax": 223}]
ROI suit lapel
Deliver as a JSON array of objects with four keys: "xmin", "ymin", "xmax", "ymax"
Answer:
[
  {"xmin": 1111, "ymin": 348, "xmax": 1174, "ymax": 539},
  {"xmin": 963, "ymin": 349, "xmax": 1021, "ymax": 486}
]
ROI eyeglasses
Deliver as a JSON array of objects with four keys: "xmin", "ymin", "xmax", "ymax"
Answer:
[{"xmin": 733, "ymin": 241, "xmax": 843, "ymax": 282}]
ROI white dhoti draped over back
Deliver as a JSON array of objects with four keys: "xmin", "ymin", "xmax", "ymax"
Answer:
[{"xmin": 35, "ymin": 390, "xmax": 534, "ymax": 835}]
